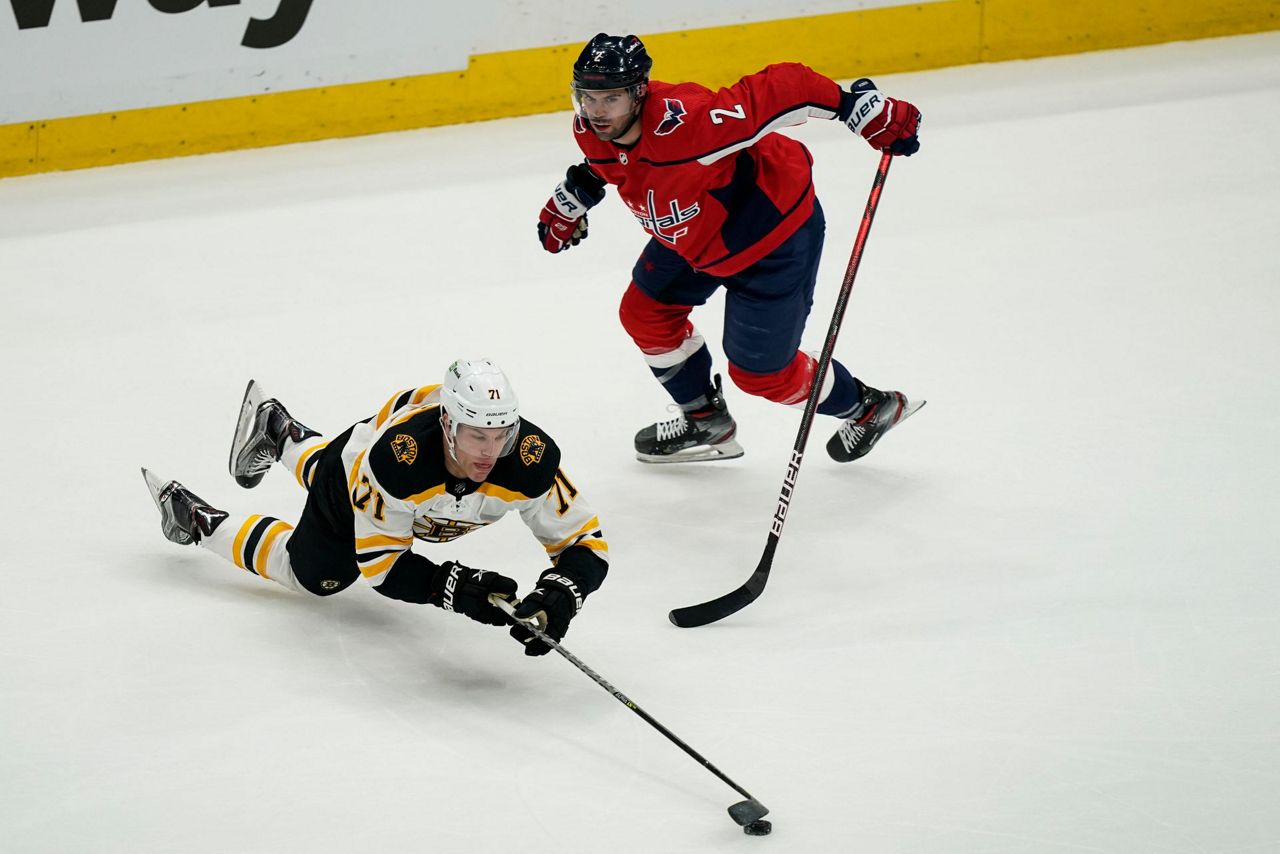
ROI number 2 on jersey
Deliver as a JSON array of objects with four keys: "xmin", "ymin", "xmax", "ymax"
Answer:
[{"xmin": 709, "ymin": 104, "xmax": 746, "ymax": 124}]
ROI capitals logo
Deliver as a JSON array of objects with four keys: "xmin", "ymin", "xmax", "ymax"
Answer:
[
  {"xmin": 655, "ymin": 98, "xmax": 687, "ymax": 136},
  {"xmin": 629, "ymin": 189, "xmax": 700, "ymax": 244}
]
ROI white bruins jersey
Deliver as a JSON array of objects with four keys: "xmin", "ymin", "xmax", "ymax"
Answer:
[{"xmin": 332, "ymin": 385, "xmax": 607, "ymax": 590}]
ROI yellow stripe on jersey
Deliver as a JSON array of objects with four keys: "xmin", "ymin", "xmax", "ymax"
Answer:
[
  {"xmin": 375, "ymin": 384, "xmax": 440, "ymax": 430},
  {"xmin": 390, "ymin": 404, "xmax": 437, "ymax": 429},
  {"xmin": 355, "ymin": 533, "xmax": 414, "ymax": 551},
  {"xmin": 347, "ymin": 450, "xmax": 366, "ymax": 497},
  {"xmin": 544, "ymin": 516, "xmax": 601, "ymax": 554},
  {"xmin": 405, "ymin": 483, "xmax": 448, "ymax": 504},
  {"xmin": 375, "ymin": 388, "xmax": 412, "ymax": 430},
  {"xmin": 476, "ymin": 483, "xmax": 534, "ymax": 503},
  {"xmin": 358, "ymin": 551, "xmax": 400, "ymax": 579},
  {"xmin": 410, "ymin": 385, "xmax": 438, "ymax": 405},
  {"xmin": 231, "ymin": 515, "xmax": 264, "ymax": 571},
  {"xmin": 254, "ymin": 520, "xmax": 293, "ymax": 580}
]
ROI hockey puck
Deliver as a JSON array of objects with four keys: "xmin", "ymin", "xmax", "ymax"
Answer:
[{"xmin": 743, "ymin": 819, "xmax": 772, "ymax": 836}]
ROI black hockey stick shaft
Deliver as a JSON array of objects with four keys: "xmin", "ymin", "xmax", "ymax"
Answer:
[
  {"xmin": 669, "ymin": 150, "xmax": 895, "ymax": 628},
  {"xmin": 491, "ymin": 596, "xmax": 768, "ymax": 825}
]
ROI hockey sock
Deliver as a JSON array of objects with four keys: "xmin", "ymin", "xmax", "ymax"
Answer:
[
  {"xmin": 201, "ymin": 513, "xmax": 303, "ymax": 592},
  {"xmin": 817, "ymin": 360, "xmax": 865, "ymax": 417},
  {"xmin": 280, "ymin": 435, "xmax": 328, "ymax": 490},
  {"xmin": 650, "ymin": 342, "xmax": 714, "ymax": 409}
]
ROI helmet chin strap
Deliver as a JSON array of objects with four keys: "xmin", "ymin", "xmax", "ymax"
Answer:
[{"xmin": 441, "ymin": 413, "xmax": 462, "ymax": 466}]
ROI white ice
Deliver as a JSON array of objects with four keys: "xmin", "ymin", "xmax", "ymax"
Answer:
[{"xmin": 1, "ymin": 32, "xmax": 1278, "ymax": 854}]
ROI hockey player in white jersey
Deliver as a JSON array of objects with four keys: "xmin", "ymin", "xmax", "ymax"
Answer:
[{"xmin": 142, "ymin": 359, "xmax": 607, "ymax": 655}]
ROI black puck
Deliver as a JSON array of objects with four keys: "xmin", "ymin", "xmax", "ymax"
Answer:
[{"xmin": 744, "ymin": 819, "xmax": 772, "ymax": 836}]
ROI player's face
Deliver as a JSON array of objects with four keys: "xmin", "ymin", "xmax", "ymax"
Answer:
[
  {"xmin": 574, "ymin": 87, "xmax": 641, "ymax": 141},
  {"xmin": 452, "ymin": 424, "xmax": 515, "ymax": 481}
]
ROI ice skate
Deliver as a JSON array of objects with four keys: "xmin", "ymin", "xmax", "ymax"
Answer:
[
  {"xmin": 228, "ymin": 380, "xmax": 315, "ymax": 488},
  {"xmin": 826, "ymin": 386, "xmax": 924, "ymax": 463},
  {"xmin": 635, "ymin": 375, "xmax": 744, "ymax": 464},
  {"xmin": 141, "ymin": 468, "xmax": 228, "ymax": 545}
]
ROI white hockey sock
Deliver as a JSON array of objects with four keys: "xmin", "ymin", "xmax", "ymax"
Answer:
[
  {"xmin": 200, "ymin": 513, "xmax": 310, "ymax": 594},
  {"xmin": 280, "ymin": 435, "xmax": 328, "ymax": 490}
]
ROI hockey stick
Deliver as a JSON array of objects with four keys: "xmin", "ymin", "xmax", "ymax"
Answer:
[
  {"xmin": 669, "ymin": 150, "xmax": 895, "ymax": 628},
  {"xmin": 490, "ymin": 595, "xmax": 770, "ymax": 829}
]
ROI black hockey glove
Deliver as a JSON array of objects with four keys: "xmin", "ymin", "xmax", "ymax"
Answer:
[
  {"xmin": 509, "ymin": 570, "xmax": 586, "ymax": 656},
  {"xmin": 430, "ymin": 560, "xmax": 518, "ymax": 627},
  {"xmin": 537, "ymin": 164, "xmax": 607, "ymax": 253}
]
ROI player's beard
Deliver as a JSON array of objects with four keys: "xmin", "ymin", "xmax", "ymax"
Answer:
[{"xmin": 591, "ymin": 108, "xmax": 641, "ymax": 142}]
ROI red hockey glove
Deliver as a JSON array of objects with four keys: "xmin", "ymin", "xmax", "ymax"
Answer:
[
  {"xmin": 840, "ymin": 78, "xmax": 921, "ymax": 157},
  {"xmin": 537, "ymin": 164, "xmax": 607, "ymax": 253}
]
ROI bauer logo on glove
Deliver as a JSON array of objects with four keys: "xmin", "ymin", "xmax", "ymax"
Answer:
[{"xmin": 537, "ymin": 163, "xmax": 607, "ymax": 253}]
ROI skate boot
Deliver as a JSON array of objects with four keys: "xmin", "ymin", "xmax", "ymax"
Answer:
[
  {"xmin": 635, "ymin": 374, "xmax": 744, "ymax": 464},
  {"xmin": 228, "ymin": 379, "xmax": 317, "ymax": 488},
  {"xmin": 826, "ymin": 385, "xmax": 925, "ymax": 463},
  {"xmin": 141, "ymin": 468, "xmax": 228, "ymax": 545}
]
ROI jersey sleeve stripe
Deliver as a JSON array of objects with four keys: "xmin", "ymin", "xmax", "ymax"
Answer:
[
  {"xmin": 347, "ymin": 450, "xmax": 367, "ymax": 496},
  {"xmin": 355, "ymin": 533, "xmax": 414, "ymax": 550},
  {"xmin": 357, "ymin": 547, "xmax": 407, "ymax": 563},
  {"xmin": 546, "ymin": 536, "xmax": 609, "ymax": 556},
  {"xmin": 376, "ymin": 388, "xmax": 414, "ymax": 429},
  {"xmin": 631, "ymin": 101, "xmax": 834, "ymax": 168},
  {"xmin": 693, "ymin": 104, "xmax": 822, "ymax": 166},
  {"xmin": 391, "ymin": 405, "xmax": 437, "ymax": 429},
  {"xmin": 358, "ymin": 552, "xmax": 400, "ymax": 579},
  {"xmin": 544, "ymin": 516, "xmax": 601, "ymax": 553}
]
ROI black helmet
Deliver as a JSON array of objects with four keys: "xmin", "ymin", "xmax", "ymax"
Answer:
[{"xmin": 572, "ymin": 33, "xmax": 652, "ymax": 91}]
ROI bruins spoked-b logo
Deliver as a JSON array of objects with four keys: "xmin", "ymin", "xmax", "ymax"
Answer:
[
  {"xmin": 520, "ymin": 434, "xmax": 546, "ymax": 466},
  {"xmin": 391, "ymin": 433, "xmax": 418, "ymax": 465}
]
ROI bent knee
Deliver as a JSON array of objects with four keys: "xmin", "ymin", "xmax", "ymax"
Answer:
[
  {"xmin": 619, "ymin": 282, "xmax": 694, "ymax": 351},
  {"xmin": 728, "ymin": 354, "xmax": 814, "ymax": 406}
]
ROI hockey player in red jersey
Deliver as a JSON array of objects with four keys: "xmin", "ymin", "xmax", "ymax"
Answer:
[
  {"xmin": 142, "ymin": 360, "xmax": 607, "ymax": 656},
  {"xmin": 538, "ymin": 33, "xmax": 924, "ymax": 464}
]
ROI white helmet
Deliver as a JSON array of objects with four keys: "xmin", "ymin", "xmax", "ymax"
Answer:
[{"xmin": 439, "ymin": 359, "xmax": 520, "ymax": 457}]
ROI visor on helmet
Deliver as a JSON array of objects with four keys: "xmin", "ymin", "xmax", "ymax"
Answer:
[
  {"xmin": 571, "ymin": 85, "xmax": 644, "ymax": 121},
  {"xmin": 450, "ymin": 420, "xmax": 520, "ymax": 459}
]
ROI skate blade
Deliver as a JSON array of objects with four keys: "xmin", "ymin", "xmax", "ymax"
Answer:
[
  {"xmin": 899, "ymin": 398, "xmax": 926, "ymax": 423},
  {"xmin": 141, "ymin": 466, "xmax": 170, "ymax": 507},
  {"xmin": 636, "ymin": 438, "xmax": 744, "ymax": 464},
  {"xmin": 228, "ymin": 379, "xmax": 264, "ymax": 479},
  {"xmin": 140, "ymin": 467, "xmax": 193, "ymax": 545}
]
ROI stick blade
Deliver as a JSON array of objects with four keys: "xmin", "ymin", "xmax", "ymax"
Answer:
[
  {"xmin": 728, "ymin": 799, "xmax": 769, "ymax": 826},
  {"xmin": 668, "ymin": 555, "xmax": 773, "ymax": 628},
  {"xmin": 668, "ymin": 583, "xmax": 759, "ymax": 628}
]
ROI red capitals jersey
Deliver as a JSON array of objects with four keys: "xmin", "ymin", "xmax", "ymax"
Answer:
[{"xmin": 574, "ymin": 63, "xmax": 846, "ymax": 277}]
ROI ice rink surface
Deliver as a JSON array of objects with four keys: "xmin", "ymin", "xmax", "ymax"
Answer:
[{"xmin": 2, "ymin": 31, "xmax": 1278, "ymax": 854}]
